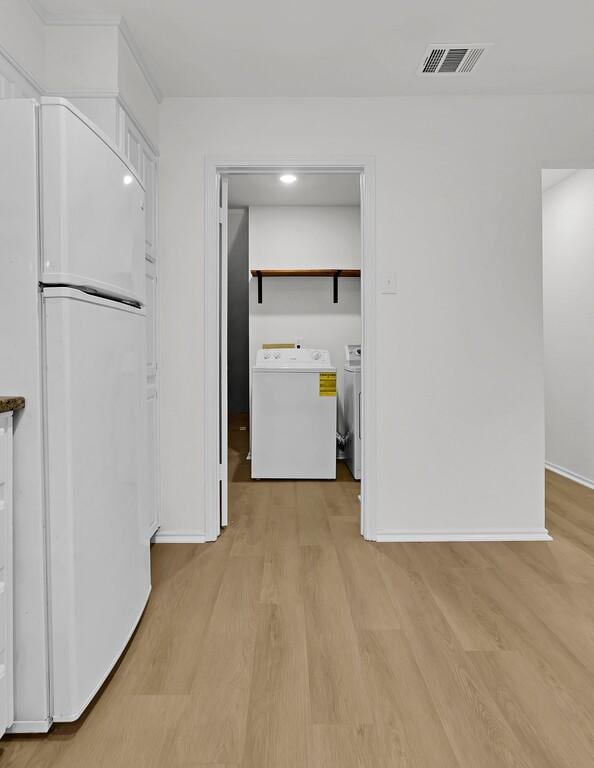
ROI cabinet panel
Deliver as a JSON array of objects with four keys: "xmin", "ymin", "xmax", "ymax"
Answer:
[
  {"xmin": 119, "ymin": 104, "xmax": 159, "ymax": 538},
  {"xmin": 124, "ymin": 119, "xmax": 143, "ymax": 179},
  {"xmin": 145, "ymin": 258, "xmax": 157, "ymax": 375},
  {"xmin": 146, "ymin": 388, "xmax": 159, "ymax": 537},
  {"xmin": 142, "ymin": 150, "xmax": 156, "ymax": 254}
]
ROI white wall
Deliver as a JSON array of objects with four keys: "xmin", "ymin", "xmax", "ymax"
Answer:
[
  {"xmin": 159, "ymin": 95, "xmax": 594, "ymax": 539},
  {"xmin": 543, "ymin": 170, "xmax": 594, "ymax": 487},
  {"xmin": 44, "ymin": 25, "xmax": 119, "ymax": 94},
  {"xmin": 248, "ymin": 205, "xmax": 361, "ymax": 436},
  {"xmin": 0, "ymin": 0, "xmax": 45, "ymax": 92},
  {"xmin": 249, "ymin": 206, "xmax": 360, "ymax": 269}
]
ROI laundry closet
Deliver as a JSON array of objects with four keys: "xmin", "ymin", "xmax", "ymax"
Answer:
[{"xmin": 226, "ymin": 173, "xmax": 361, "ymax": 491}]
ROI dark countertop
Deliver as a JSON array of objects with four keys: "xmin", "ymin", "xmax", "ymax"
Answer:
[{"xmin": 0, "ymin": 397, "xmax": 25, "ymax": 414}]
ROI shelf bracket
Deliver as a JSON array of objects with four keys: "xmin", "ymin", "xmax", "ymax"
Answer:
[
  {"xmin": 257, "ymin": 270, "xmax": 263, "ymax": 304},
  {"xmin": 333, "ymin": 270, "xmax": 342, "ymax": 303}
]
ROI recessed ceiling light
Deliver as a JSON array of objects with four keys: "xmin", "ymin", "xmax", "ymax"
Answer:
[
  {"xmin": 123, "ymin": 174, "xmax": 134, "ymax": 186},
  {"xmin": 280, "ymin": 174, "xmax": 297, "ymax": 184}
]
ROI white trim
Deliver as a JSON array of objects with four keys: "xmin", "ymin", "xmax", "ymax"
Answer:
[
  {"xmin": 0, "ymin": 41, "xmax": 44, "ymax": 96},
  {"xmin": 375, "ymin": 528, "xmax": 552, "ymax": 542},
  {"xmin": 359, "ymin": 162, "xmax": 377, "ymax": 541},
  {"xmin": 151, "ymin": 531, "xmax": 207, "ymax": 544},
  {"xmin": 7, "ymin": 718, "xmax": 52, "ymax": 734},
  {"xmin": 37, "ymin": 13, "xmax": 123, "ymax": 27},
  {"xmin": 204, "ymin": 155, "xmax": 377, "ymax": 542},
  {"xmin": 45, "ymin": 89, "xmax": 120, "ymax": 99},
  {"xmin": 28, "ymin": 2, "xmax": 119, "ymax": 26},
  {"xmin": 118, "ymin": 19, "xmax": 163, "ymax": 103},
  {"xmin": 545, "ymin": 462, "xmax": 594, "ymax": 489},
  {"xmin": 26, "ymin": 1, "xmax": 163, "ymax": 103},
  {"xmin": 27, "ymin": 0, "xmax": 51, "ymax": 24}
]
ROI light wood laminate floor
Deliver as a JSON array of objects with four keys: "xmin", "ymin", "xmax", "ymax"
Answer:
[{"xmin": 2, "ymin": 418, "xmax": 593, "ymax": 767}]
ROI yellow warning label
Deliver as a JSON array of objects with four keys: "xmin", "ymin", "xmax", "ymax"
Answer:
[{"xmin": 319, "ymin": 372, "xmax": 337, "ymax": 397}]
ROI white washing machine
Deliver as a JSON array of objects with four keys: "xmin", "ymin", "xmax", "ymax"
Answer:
[
  {"xmin": 251, "ymin": 348, "xmax": 337, "ymax": 479},
  {"xmin": 343, "ymin": 344, "xmax": 361, "ymax": 480}
]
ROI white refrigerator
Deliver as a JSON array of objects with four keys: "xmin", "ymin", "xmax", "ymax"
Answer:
[{"xmin": 0, "ymin": 98, "xmax": 151, "ymax": 730}]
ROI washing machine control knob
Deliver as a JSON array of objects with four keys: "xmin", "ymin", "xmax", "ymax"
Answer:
[
  {"xmin": 263, "ymin": 351, "xmax": 271, "ymax": 359},
  {"xmin": 273, "ymin": 350, "xmax": 281, "ymax": 359},
  {"xmin": 311, "ymin": 350, "xmax": 321, "ymax": 360}
]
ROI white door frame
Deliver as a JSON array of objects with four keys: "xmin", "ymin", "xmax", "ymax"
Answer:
[{"xmin": 203, "ymin": 156, "xmax": 377, "ymax": 542}]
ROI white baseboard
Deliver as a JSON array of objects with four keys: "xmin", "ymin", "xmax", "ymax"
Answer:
[
  {"xmin": 375, "ymin": 528, "xmax": 552, "ymax": 542},
  {"xmin": 7, "ymin": 718, "xmax": 52, "ymax": 734},
  {"xmin": 151, "ymin": 530, "xmax": 207, "ymax": 544},
  {"xmin": 545, "ymin": 462, "xmax": 594, "ymax": 490}
]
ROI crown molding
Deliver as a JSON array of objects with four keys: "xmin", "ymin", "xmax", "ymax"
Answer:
[
  {"xmin": 27, "ymin": 0, "xmax": 50, "ymax": 24},
  {"xmin": 45, "ymin": 89, "xmax": 120, "ymax": 99},
  {"xmin": 118, "ymin": 18, "xmax": 163, "ymax": 103},
  {"xmin": 28, "ymin": 1, "xmax": 122, "ymax": 27},
  {"xmin": 26, "ymin": 0, "xmax": 162, "ymax": 103},
  {"xmin": 0, "ymin": 39, "xmax": 45, "ymax": 95}
]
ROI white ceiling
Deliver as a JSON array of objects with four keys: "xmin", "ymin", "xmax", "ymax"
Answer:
[
  {"xmin": 541, "ymin": 169, "xmax": 578, "ymax": 192},
  {"xmin": 228, "ymin": 174, "xmax": 360, "ymax": 207},
  {"xmin": 37, "ymin": 1, "xmax": 594, "ymax": 98}
]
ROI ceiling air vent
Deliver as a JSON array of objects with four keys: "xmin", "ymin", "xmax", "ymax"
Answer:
[{"xmin": 419, "ymin": 45, "xmax": 491, "ymax": 75}]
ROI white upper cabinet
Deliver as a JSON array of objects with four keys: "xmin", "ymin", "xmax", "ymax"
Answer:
[
  {"xmin": 118, "ymin": 103, "xmax": 160, "ymax": 537},
  {"xmin": 142, "ymin": 149, "xmax": 156, "ymax": 257},
  {"xmin": 41, "ymin": 100, "xmax": 145, "ymax": 306},
  {"xmin": 120, "ymin": 109, "xmax": 157, "ymax": 261},
  {"xmin": 124, "ymin": 119, "xmax": 143, "ymax": 179},
  {"xmin": 146, "ymin": 387, "xmax": 159, "ymax": 537},
  {"xmin": 145, "ymin": 259, "xmax": 157, "ymax": 375}
]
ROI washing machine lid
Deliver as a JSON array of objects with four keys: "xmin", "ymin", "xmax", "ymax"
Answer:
[{"xmin": 254, "ymin": 348, "xmax": 335, "ymax": 372}]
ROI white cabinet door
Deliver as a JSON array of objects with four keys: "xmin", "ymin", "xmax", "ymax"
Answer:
[
  {"xmin": 120, "ymin": 107, "xmax": 160, "ymax": 536},
  {"xmin": 145, "ymin": 258, "xmax": 157, "ymax": 376},
  {"xmin": 124, "ymin": 119, "xmax": 143, "ymax": 178},
  {"xmin": 0, "ymin": 413, "xmax": 13, "ymax": 737},
  {"xmin": 146, "ymin": 387, "xmax": 160, "ymax": 538},
  {"xmin": 142, "ymin": 150, "xmax": 156, "ymax": 257}
]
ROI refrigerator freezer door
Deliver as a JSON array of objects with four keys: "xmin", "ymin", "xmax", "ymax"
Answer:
[
  {"xmin": 43, "ymin": 288, "xmax": 150, "ymax": 722},
  {"xmin": 41, "ymin": 100, "xmax": 145, "ymax": 305}
]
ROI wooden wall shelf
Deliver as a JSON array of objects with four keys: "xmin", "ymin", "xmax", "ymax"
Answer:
[{"xmin": 250, "ymin": 269, "xmax": 361, "ymax": 303}]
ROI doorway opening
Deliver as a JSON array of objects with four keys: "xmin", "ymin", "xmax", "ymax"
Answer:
[
  {"xmin": 227, "ymin": 172, "xmax": 362, "ymax": 532},
  {"xmin": 204, "ymin": 159, "xmax": 376, "ymax": 542},
  {"xmin": 541, "ymin": 169, "xmax": 594, "ymax": 494}
]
